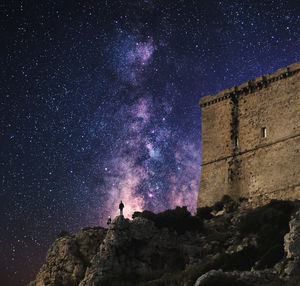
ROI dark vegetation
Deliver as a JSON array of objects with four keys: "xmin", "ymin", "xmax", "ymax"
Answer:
[
  {"xmin": 238, "ymin": 200, "xmax": 294, "ymax": 270},
  {"xmin": 127, "ymin": 253, "xmax": 253, "ymax": 286},
  {"xmin": 196, "ymin": 195, "xmax": 238, "ymax": 218},
  {"xmin": 56, "ymin": 230, "xmax": 70, "ymax": 238},
  {"xmin": 129, "ymin": 199, "xmax": 296, "ymax": 286},
  {"xmin": 213, "ymin": 200, "xmax": 224, "ymax": 212},
  {"xmin": 196, "ymin": 206, "xmax": 213, "ymax": 219},
  {"xmin": 132, "ymin": 206, "xmax": 203, "ymax": 235},
  {"xmin": 195, "ymin": 200, "xmax": 294, "ymax": 273},
  {"xmin": 70, "ymin": 199, "xmax": 296, "ymax": 286}
]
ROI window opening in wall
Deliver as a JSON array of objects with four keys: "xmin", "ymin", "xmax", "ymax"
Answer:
[
  {"xmin": 262, "ymin": 127, "xmax": 267, "ymax": 138},
  {"xmin": 234, "ymin": 137, "xmax": 238, "ymax": 147}
]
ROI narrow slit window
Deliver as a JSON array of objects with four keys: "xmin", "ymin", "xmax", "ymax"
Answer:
[
  {"xmin": 234, "ymin": 137, "xmax": 238, "ymax": 147},
  {"xmin": 262, "ymin": 127, "xmax": 267, "ymax": 138}
]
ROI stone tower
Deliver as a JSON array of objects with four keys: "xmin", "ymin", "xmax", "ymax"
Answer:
[{"xmin": 197, "ymin": 62, "xmax": 300, "ymax": 208}]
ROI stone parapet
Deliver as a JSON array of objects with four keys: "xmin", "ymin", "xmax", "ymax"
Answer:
[{"xmin": 199, "ymin": 61, "xmax": 300, "ymax": 107}]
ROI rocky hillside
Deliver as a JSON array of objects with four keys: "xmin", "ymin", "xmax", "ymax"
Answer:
[{"xmin": 29, "ymin": 199, "xmax": 300, "ymax": 286}]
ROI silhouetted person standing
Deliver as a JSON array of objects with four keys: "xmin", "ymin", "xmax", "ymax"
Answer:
[
  {"xmin": 119, "ymin": 201, "xmax": 124, "ymax": 216},
  {"xmin": 107, "ymin": 217, "xmax": 111, "ymax": 225}
]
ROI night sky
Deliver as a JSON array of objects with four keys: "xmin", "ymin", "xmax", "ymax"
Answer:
[{"xmin": 1, "ymin": 1, "xmax": 299, "ymax": 285}]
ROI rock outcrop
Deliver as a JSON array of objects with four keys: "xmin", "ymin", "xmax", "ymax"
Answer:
[
  {"xmin": 34, "ymin": 227, "xmax": 106, "ymax": 286},
  {"xmin": 29, "ymin": 201, "xmax": 300, "ymax": 286},
  {"xmin": 79, "ymin": 216, "xmax": 184, "ymax": 285},
  {"xmin": 283, "ymin": 210, "xmax": 300, "ymax": 277}
]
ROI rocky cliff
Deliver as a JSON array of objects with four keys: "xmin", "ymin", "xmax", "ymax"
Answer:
[{"xmin": 29, "ymin": 200, "xmax": 300, "ymax": 286}]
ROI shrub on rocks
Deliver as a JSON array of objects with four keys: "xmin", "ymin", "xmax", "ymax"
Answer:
[
  {"xmin": 212, "ymin": 195, "xmax": 238, "ymax": 213},
  {"xmin": 238, "ymin": 200, "xmax": 294, "ymax": 269},
  {"xmin": 196, "ymin": 206, "xmax": 213, "ymax": 220},
  {"xmin": 255, "ymin": 244, "xmax": 284, "ymax": 270},
  {"xmin": 56, "ymin": 230, "xmax": 70, "ymax": 238},
  {"xmin": 132, "ymin": 206, "xmax": 203, "ymax": 235}
]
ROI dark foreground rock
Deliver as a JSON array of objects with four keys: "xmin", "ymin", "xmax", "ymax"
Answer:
[
  {"xmin": 29, "ymin": 201, "xmax": 300, "ymax": 286},
  {"xmin": 33, "ymin": 227, "xmax": 107, "ymax": 286}
]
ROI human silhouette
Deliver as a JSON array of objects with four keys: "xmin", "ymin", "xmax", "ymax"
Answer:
[
  {"xmin": 119, "ymin": 201, "xmax": 124, "ymax": 216},
  {"xmin": 107, "ymin": 217, "xmax": 111, "ymax": 226}
]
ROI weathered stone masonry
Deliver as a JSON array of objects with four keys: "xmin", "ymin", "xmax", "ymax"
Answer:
[{"xmin": 197, "ymin": 62, "xmax": 300, "ymax": 208}]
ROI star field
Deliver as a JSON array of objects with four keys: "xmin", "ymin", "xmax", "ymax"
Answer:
[{"xmin": 1, "ymin": 1, "xmax": 299, "ymax": 285}]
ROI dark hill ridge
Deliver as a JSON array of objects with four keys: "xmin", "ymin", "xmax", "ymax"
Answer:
[{"xmin": 29, "ymin": 200, "xmax": 300, "ymax": 286}]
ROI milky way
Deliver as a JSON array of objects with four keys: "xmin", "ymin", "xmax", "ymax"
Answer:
[{"xmin": 1, "ymin": 1, "xmax": 299, "ymax": 285}]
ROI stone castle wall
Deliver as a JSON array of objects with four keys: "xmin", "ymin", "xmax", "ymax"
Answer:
[{"xmin": 197, "ymin": 62, "xmax": 300, "ymax": 208}]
